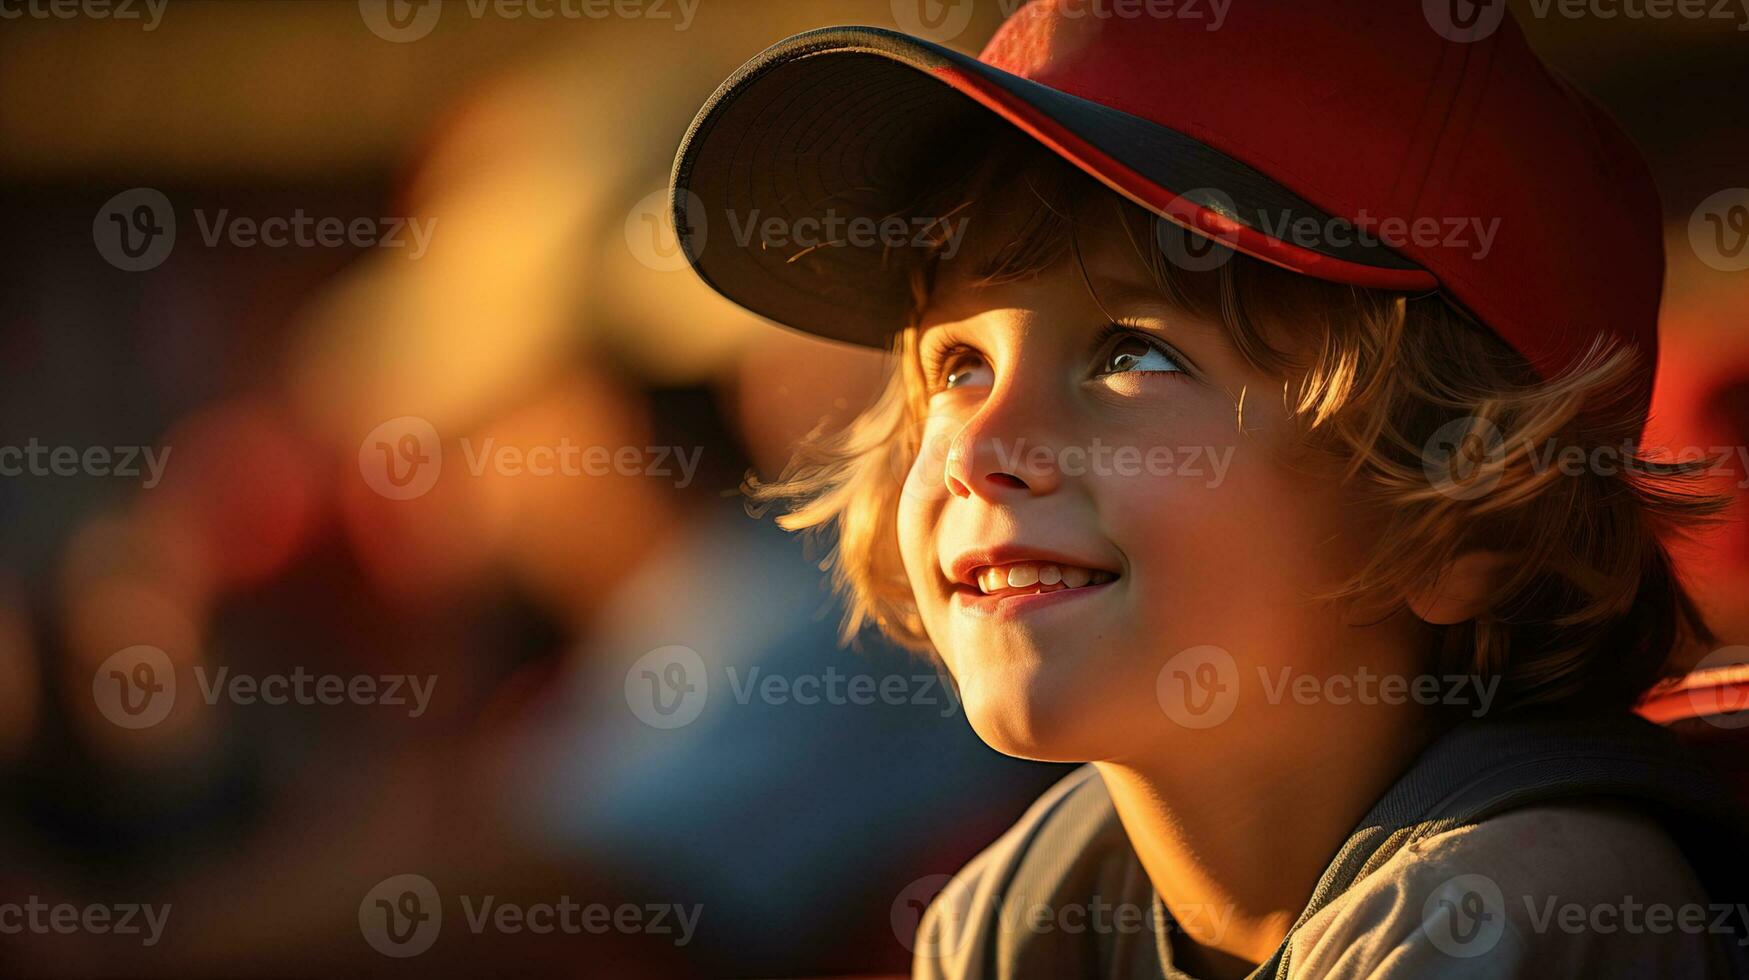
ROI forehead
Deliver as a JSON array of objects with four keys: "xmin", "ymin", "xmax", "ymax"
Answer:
[
  {"xmin": 924, "ymin": 194, "xmax": 1146, "ymax": 310},
  {"xmin": 921, "ymin": 202, "xmax": 1172, "ymax": 325}
]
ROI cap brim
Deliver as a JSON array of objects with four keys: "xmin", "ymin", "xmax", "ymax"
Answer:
[{"xmin": 671, "ymin": 26, "xmax": 1435, "ymax": 348}]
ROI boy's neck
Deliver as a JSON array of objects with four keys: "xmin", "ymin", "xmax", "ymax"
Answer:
[{"xmin": 1095, "ymin": 702, "xmax": 1439, "ymax": 980}]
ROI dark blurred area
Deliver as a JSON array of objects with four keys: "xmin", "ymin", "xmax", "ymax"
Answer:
[{"xmin": 0, "ymin": 1, "xmax": 1745, "ymax": 976}]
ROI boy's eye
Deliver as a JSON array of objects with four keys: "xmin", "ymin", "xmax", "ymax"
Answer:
[
  {"xmin": 1096, "ymin": 332, "xmax": 1184, "ymax": 376},
  {"xmin": 941, "ymin": 352, "xmax": 993, "ymax": 390}
]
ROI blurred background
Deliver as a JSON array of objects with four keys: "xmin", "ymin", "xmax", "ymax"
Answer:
[{"xmin": 0, "ymin": 0, "xmax": 1745, "ymax": 976}]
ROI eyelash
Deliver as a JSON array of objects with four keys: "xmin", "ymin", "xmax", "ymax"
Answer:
[
  {"xmin": 1091, "ymin": 321, "xmax": 1192, "ymax": 377},
  {"xmin": 922, "ymin": 322, "xmax": 1192, "ymax": 392},
  {"xmin": 920, "ymin": 336, "xmax": 968, "ymax": 392}
]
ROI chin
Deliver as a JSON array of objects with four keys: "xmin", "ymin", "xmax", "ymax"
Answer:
[{"xmin": 955, "ymin": 667, "xmax": 1107, "ymax": 764}]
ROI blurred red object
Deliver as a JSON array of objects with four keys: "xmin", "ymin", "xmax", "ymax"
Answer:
[{"xmin": 1639, "ymin": 664, "xmax": 1749, "ymax": 808}]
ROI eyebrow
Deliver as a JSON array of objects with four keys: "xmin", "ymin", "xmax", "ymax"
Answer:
[{"xmin": 1089, "ymin": 282, "xmax": 1230, "ymax": 349}]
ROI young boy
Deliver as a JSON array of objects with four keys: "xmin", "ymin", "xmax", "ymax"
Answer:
[{"xmin": 670, "ymin": 2, "xmax": 1749, "ymax": 977}]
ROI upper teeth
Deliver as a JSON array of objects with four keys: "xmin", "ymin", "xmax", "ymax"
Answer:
[{"xmin": 975, "ymin": 562, "xmax": 1113, "ymax": 595}]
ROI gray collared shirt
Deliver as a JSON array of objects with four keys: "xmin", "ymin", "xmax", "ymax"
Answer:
[{"xmin": 913, "ymin": 765, "xmax": 1733, "ymax": 979}]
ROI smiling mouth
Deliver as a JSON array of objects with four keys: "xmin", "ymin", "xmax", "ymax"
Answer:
[{"xmin": 970, "ymin": 561, "xmax": 1117, "ymax": 599}]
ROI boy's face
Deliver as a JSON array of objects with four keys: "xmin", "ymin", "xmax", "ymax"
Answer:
[{"xmin": 896, "ymin": 214, "xmax": 1412, "ymax": 764}]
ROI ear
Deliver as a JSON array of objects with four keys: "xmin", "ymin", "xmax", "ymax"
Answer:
[{"xmin": 1406, "ymin": 551, "xmax": 1514, "ymax": 625}]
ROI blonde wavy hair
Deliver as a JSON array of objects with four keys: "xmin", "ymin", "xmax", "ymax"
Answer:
[{"xmin": 749, "ymin": 126, "xmax": 1727, "ymax": 714}]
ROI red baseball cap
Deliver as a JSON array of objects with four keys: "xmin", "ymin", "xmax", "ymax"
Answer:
[{"xmin": 671, "ymin": 0, "xmax": 1664, "ymax": 396}]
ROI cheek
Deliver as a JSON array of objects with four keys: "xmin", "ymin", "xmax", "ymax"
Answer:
[
  {"xmin": 895, "ymin": 490, "xmax": 938, "ymax": 605},
  {"xmin": 894, "ymin": 420, "xmax": 958, "ymax": 612},
  {"xmin": 1101, "ymin": 434, "xmax": 1361, "ymax": 658}
]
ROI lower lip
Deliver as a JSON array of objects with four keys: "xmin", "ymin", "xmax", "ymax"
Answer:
[{"xmin": 950, "ymin": 581, "xmax": 1115, "ymax": 620}]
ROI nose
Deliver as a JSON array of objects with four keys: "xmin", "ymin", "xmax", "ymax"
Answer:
[{"xmin": 940, "ymin": 395, "xmax": 1063, "ymax": 501}]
